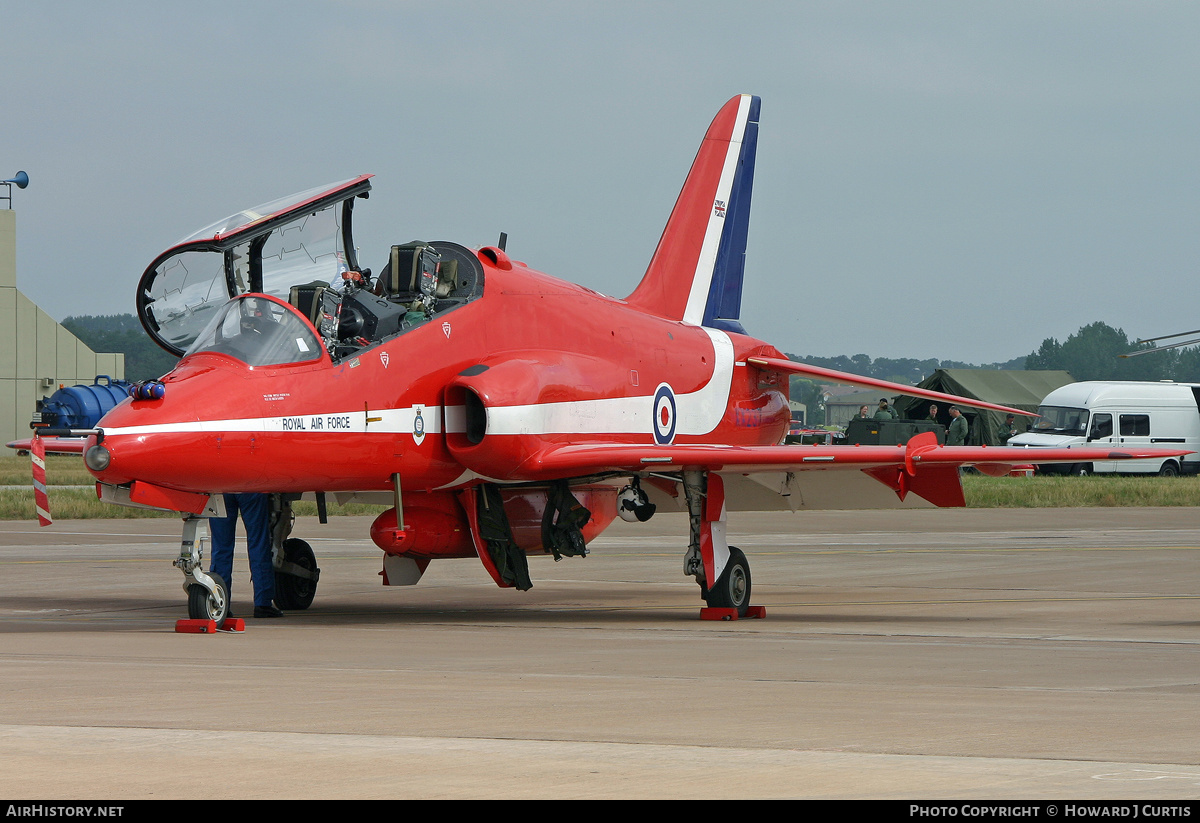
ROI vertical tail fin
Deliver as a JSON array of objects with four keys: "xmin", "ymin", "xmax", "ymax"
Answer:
[{"xmin": 626, "ymin": 94, "xmax": 759, "ymax": 334}]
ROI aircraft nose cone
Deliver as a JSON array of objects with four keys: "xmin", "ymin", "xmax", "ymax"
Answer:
[
  {"xmin": 83, "ymin": 376, "xmax": 197, "ymax": 487},
  {"xmin": 83, "ymin": 359, "xmax": 269, "ymax": 493}
]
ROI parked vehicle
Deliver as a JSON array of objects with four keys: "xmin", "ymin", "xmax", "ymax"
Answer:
[
  {"xmin": 843, "ymin": 417, "xmax": 944, "ymax": 447},
  {"xmin": 32, "ymin": 375, "xmax": 133, "ymax": 430},
  {"xmin": 1007, "ymin": 381, "xmax": 1200, "ymax": 476}
]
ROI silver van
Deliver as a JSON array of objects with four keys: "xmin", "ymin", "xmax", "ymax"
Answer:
[{"xmin": 1007, "ymin": 381, "xmax": 1200, "ymax": 476}]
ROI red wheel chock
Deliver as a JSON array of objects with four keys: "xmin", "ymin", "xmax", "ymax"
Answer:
[
  {"xmin": 174, "ymin": 618, "xmax": 246, "ymax": 633},
  {"xmin": 699, "ymin": 605, "xmax": 766, "ymax": 621}
]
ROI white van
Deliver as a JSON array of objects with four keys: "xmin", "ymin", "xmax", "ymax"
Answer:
[{"xmin": 1007, "ymin": 381, "xmax": 1200, "ymax": 476}]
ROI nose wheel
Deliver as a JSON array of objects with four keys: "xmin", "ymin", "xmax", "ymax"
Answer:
[{"xmin": 187, "ymin": 572, "xmax": 229, "ymax": 628}]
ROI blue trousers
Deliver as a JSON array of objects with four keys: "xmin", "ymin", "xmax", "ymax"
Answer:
[{"xmin": 209, "ymin": 493, "xmax": 274, "ymax": 608}]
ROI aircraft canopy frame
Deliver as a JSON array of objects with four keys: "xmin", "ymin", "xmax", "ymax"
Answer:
[{"xmin": 136, "ymin": 175, "xmax": 374, "ymax": 356}]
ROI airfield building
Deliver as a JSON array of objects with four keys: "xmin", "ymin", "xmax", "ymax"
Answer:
[{"xmin": 1, "ymin": 206, "xmax": 124, "ymax": 445}]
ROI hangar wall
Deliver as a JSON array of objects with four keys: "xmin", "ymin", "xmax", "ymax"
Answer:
[{"xmin": 0, "ymin": 208, "xmax": 124, "ymax": 445}]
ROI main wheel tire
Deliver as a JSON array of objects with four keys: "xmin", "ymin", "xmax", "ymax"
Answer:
[
  {"xmin": 187, "ymin": 572, "xmax": 229, "ymax": 628},
  {"xmin": 702, "ymin": 546, "xmax": 752, "ymax": 618},
  {"xmin": 1158, "ymin": 461, "xmax": 1180, "ymax": 477},
  {"xmin": 1072, "ymin": 463, "xmax": 1092, "ymax": 476},
  {"xmin": 274, "ymin": 538, "xmax": 318, "ymax": 610}
]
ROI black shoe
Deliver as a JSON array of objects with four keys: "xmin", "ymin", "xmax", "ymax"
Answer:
[{"xmin": 254, "ymin": 605, "xmax": 284, "ymax": 618}]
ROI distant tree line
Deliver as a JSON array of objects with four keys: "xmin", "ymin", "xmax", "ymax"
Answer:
[
  {"xmin": 63, "ymin": 314, "xmax": 179, "ymax": 382},
  {"xmin": 1025, "ymin": 321, "xmax": 1200, "ymax": 383}
]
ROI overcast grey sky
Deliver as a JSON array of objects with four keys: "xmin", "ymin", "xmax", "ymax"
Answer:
[{"xmin": 5, "ymin": 1, "xmax": 1199, "ymax": 364}]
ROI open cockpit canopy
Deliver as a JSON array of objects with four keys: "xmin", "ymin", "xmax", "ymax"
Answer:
[{"xmin": 137, "ymin": 175, "xmax": 373, "ymax": 356}]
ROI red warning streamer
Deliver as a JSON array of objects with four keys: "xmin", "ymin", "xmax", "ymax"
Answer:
[{"xmin": 32, "ymin": 434, "xmax": 52, "ymax": 526}]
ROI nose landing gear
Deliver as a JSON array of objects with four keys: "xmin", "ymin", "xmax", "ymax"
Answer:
[
  {"xmin": 175, "ymin": 513, "xmax": 230, "ymax": 629},
  {"xmin": 187, "ymin": 571, "xmax": 229, "ymax": 627}
]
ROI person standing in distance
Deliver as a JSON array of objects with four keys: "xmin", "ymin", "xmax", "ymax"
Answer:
[{"xmin": 946, "ymin": 406, "xmax": 968, "ymax": 446}]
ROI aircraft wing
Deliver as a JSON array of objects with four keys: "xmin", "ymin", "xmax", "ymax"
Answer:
[
  {"xmin": 527, "ymin": 438, "xmax": 1182, "ymax": 477},
  {"xmin": 5, "ymin": 437, "xmax": 88, "ymax": 455},
  {"xmin": 746, "ymin": 356, "xmax": 1037, "ymax": 417},
  {"xmin": 523, "ymin": 433, "xmax": 1190, "ymax": 509}
]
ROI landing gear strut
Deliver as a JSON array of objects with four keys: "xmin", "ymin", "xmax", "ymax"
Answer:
[
  {"xmin": 174, "ymin": 513, "xmax": 230, "ymax": 628},
  {"xmin": 681, "ymin": 471, "xmax": 758, "ymax": 619},
  {"xmin": 269, "ymin": 496, "xmax": 320, "ymax": 610}
]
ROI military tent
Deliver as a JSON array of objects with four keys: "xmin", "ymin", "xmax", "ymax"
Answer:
[{"xmin": 893, "ymin": 369, "xmax": 1075, "ymax": 445}]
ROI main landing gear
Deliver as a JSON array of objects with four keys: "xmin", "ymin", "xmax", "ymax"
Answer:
[
  {"xmin": 702, "ymin": 546, "xmax": 752, "ymax": 615},
  {"xmin": 681, "ymin": 471, "xmax": 763, "ymax": 620},
  {"xmin": 267, "ymin": 495, "xmax": 321, "ymax": 609},
  {"xmin": 274, "ymin": 537, "xmax": 319, "ymax": 610}
]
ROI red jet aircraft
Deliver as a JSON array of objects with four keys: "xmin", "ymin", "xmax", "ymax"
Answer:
[{"xmin": 29, "ymin": 95, "xmax": 1185, "ymax": 625}]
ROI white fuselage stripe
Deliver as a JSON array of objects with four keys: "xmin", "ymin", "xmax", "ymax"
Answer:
[
  {"xmin": 484, "ymin": 328, "xmax": 734, "ymax": 436},
  {"xmin": 101, "ymin": 406, "xmax": 439, "ymax": 438}
]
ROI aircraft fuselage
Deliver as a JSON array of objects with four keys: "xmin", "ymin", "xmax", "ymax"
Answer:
[{"xmin": 90, "ymin": 259, "xmax": 790, "ymax": 505}]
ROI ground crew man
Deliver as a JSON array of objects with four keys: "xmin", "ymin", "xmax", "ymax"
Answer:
[{"xmin": 947, "ymin": 406, "xmax": 968, "ymax": 446}]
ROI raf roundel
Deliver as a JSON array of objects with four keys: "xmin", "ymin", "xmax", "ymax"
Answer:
[{"xmin": 652, "ymin": 383, "xmax": 677, "ymax": 445}]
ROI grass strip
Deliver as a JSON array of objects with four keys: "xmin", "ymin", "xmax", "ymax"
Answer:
[{"xmin": 1, "ymin": 469, "xmax": 1197, "ymax": 519}]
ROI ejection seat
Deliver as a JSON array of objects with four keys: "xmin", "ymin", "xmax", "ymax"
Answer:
[
  {"xmin": 380, "ymin": 242, "xmax": 461, "ymax": 308},
  {"xmin": 289, "ymin": 280, "xmax": 330, "ymax": 327},
  {"xmin": 289, "ymin": 280, "xmax": 345, "ymax": 353}
]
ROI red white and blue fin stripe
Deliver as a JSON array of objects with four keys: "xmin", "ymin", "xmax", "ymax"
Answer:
[{"xmin": 626, "ymin": 94, "xmax": 759, "ymax": 335}]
